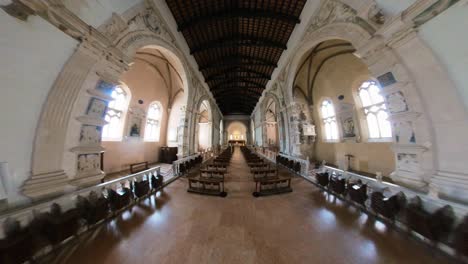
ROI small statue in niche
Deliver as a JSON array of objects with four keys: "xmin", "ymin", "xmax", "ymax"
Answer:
[{"xmin": 130, "ymin": 123, "xmax": 140, "ymax": 137}]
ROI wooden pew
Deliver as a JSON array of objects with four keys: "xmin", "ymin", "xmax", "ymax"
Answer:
[
  {"xmin": 188, "ymin": 176, "xmax": 227, "ymax": 197},
  {"xmin": 253, "ymin": 176, "xmax": 292, "ymax": 197},
  {"xmin": 129, "ymin": 161, "xmax": 149, "ymax": 174}
]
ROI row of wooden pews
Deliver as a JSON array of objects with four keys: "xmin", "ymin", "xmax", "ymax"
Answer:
[
  {"xmin": 314, "ymin": 171, "xmax": 468, "ymax": 259},
  {"xmin": 186, "ymin": 148, "xmax": 232, "ymax": 197},
  {"xmin": 242, "ymin": 147, "xmax": 293, "ymax": 197},
  {"xmin": 0, "ymin": 168, "xmax": 165, "ymax": 264}
]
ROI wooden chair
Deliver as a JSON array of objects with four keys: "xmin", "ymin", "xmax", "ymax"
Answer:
[
  {"xmin": 329, "ymin": 175, "xmax": 346, "ymax": 195},
  {"xmin": 108, "ymin": 188, "xmax": 132, "ymax": 212},
  {"xmin": 454, "ymin": 215, "xmax": 468, "ymax": 257},
  {"xmin": 151, "ymin": 173, "xmax": 164, "ymax": 190},
  {"xmin": 293, "ymin": 162, "xmax": 301, "ymax": 174},
  {"xmin": 40, "ymin": 203, "xmax": 81, "ymax": 245},
  {"xmin": 132, "ymin": 179, "xmax": 150, "ymax": 198},
  {"xmin": 405, "ymin": 196, "xmax": 455, "ymax": 242},
  {"xmin": 315, "ymin": 172, "xmax": 329, "ymax": 188},
  {"xmin": 76, "ymin": 192, "xmax": 109, "ymax": 225},
  {"xmin": 0, "ymin": 219, "xmax": 35, "ymax": 264},
  {"xmin": 348, "ymin": 180, "xmax": 368, "ymax": 206},
  {"xmin": 370, "ymin": 191, "xmax": 406, "ymax": 220}
]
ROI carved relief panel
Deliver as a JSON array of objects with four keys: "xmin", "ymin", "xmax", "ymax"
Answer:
[
  {"xmin": 79, "ymin": 125, "xmax": 102, "ymax": 145},
  {"xmin": 386, "ymin": 91, "xmax": 409, "ymax": 114},
  {"xmin": 86, "ymin": 98, "xmax": 108, "ymax": 118},
  {"xmin": 77, "ymin": 154, "xmax": 101, "ymax": 175},
  {"xmin": 394, "ymin": 121, "xmax": 416, "ymax": 144}
]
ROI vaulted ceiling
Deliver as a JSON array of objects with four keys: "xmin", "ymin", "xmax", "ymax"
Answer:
[{"xmin": 166, "ymin": 0, "xmax": 307, "ymax": 114}]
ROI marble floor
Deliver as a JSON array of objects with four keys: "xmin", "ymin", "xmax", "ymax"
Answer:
[{"xmin": 62, "ymin": 147, "xmax": 455, "ymax": 264}]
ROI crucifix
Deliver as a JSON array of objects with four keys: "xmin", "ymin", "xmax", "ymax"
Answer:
[{"xmin": 345, "ymin": 154, "xmax": 354, "ymax": 171}]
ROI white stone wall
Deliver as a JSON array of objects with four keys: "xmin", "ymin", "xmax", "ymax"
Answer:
[
  {"xmin": 0, "ymin": 11, "xmax": 77, "ymax": 203},
  {"xmin": 419, "ymin": 2, "xmax": 468, "ymax": 112}
]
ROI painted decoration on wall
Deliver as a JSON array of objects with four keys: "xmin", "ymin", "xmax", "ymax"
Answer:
[
  {"xmin": 77, "ymin": 154, "xmax": 100, "ymax": 173},
  {"xmin": 337, "ymin": 102, "xmax": 357, "ymax": 139},
  {"xmin": 386, "ymin": 91, "xmax": 408, "ymax": 113},
  {"xmin": 80, "ymin": 125, "xmax": 102, "ymax": 145},
  {"xmin": 377, "ymin": 72, "xmax": 397, "ymax": 87},
  {"xmin": 86, "ymin": 98, "xmax": 108, "ymax": 118},
  {"xmin": 127, "ymin": 107, "xmax": 146, "ymax": 138},
  {"xmin": 340, "ymin": 113, "xmax": 356, "ymax": 138}
]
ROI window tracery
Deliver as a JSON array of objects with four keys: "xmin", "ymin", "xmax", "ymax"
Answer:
[
  {"xmin": 321, "ymin": 100, "xmax": 339, "ymax": 140},
  {"xmin": 358, "ymin": 80, "xmax": 392, "ymax": 139},
  {"xmin": 102, "ymin": 86, "xmax": 129, "ymax": 141},
  {"xmin": 145, "ymin": 102, "xmax": 162, "ymax": 142}
]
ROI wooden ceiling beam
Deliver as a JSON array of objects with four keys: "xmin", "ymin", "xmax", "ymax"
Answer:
[
  {"xmin": 198, "ymin": 55, "xmax": 277, "ymax": 70},
  {"xmin": 177, "ymin": 9, "xmax": 300, "ymax": 31},
  {"xmin": 205, "ymin": 67, "xmax": 270, "ymax": 82},
  {"xmin": 210, "ymin": 78, "xmax": 265, "ymax": 89},
  {"xmin": 190, "ymin": 35, "xmax": 286, "ymax": 54}
]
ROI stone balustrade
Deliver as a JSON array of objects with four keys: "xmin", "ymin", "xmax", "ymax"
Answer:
[{"xmin": 0, "ymin": 166, "xmax": 161, "ymax": 239}]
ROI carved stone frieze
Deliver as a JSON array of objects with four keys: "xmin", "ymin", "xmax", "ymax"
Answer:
[
  {"xmin": 101, "ymin": 13, "xmax": 128, "ymax": 41},
  {"xmin": 304, "ymin": 0, "xmax": 375, "ymax": 41},
  {"xmin": 413, "ymin": 0, "xmax": 460, "ymax": 26},
  {"xmin": 143, "ymin": 8, "xmax": 175, "ymax": 43}
]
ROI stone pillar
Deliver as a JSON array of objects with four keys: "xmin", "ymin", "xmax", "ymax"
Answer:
[
  {"xmin": 23, "ymin": 49, "xmax": 98, "ymax": 199},
  {"xmin": 68, "ymin": 76, "xmax": 116, "ymax": 187}
]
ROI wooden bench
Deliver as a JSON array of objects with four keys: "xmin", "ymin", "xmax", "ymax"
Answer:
[
  {"xmin": 200, "ymin": 169, "xmax": 226, "ymax": 180},
  {"xmin": 251, "ymin": 168, "xmax": 277, "ymax": 180},
  {"xmin": 187, "ymin": 176, "xmax": 227, "ymax": 197},
  {"xmin": 253, "ymin": 176, "xmax": 292, "ymax": 197},
  {"xmin": 129, "ymin": 161, "xmax": 149, "ymax": 174}
]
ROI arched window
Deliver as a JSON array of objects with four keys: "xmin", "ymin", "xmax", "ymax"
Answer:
[
  {"xmin": 321, "ymin": 100, "xmax": 339, "ymax": 140},
  {"xmin": 102, "ymin": 85, "xmax": 129, "ymax": 141},
  {"xmin": 144, "ymin": 102, "xmax": 162, "ymax": 142},
  {"xmin": 358, "ymin": 80, "xmax": 392, "ymax": 139}
]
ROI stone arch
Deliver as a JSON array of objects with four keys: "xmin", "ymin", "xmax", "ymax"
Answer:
[
  {"xmin": 262, "ymin": 92, "xmax": 288, "ymax": 153},
  {"xmin": 190, "ymin": 94, "xmax": 214, "ymax": 153},
  {"xmin": 285, "ymin": 22, "xmax": 372, "ymax": 102},
  {"xmin": 284, "ymin": 22, "xmax": 435, "ymax": 190},
  {"xmin": 116, "ymin": 31, "xmax": 191, "ymax": 104},
  {"xmin": 26, "ymin": 30, "xmax": 193, "ymax": 198}
]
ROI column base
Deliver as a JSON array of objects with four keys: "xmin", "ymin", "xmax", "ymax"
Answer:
[
  {"xmin": 390, "ymin": 171, "xmax": 428, "ymax": 192},
  {"xmin": 22, "ymin": 170, "xmax": 71, "ymax": 199},
  {"xmin": 69, "ymin": 171, "xmax": 105, "ymax": 187},
  {"xmin": 431, "ymin": 171, "xmax": 468, "ymax": 205}
]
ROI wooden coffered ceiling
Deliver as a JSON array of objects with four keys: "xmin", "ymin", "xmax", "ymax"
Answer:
[{"xmin": 166, "ymin": 0, "xmax": 307, "ymax": 114}]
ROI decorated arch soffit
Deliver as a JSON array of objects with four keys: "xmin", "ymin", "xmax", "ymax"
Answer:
[{"xmin": 96, "ymin": 2, "xmax": 221, "ymax": 118}]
